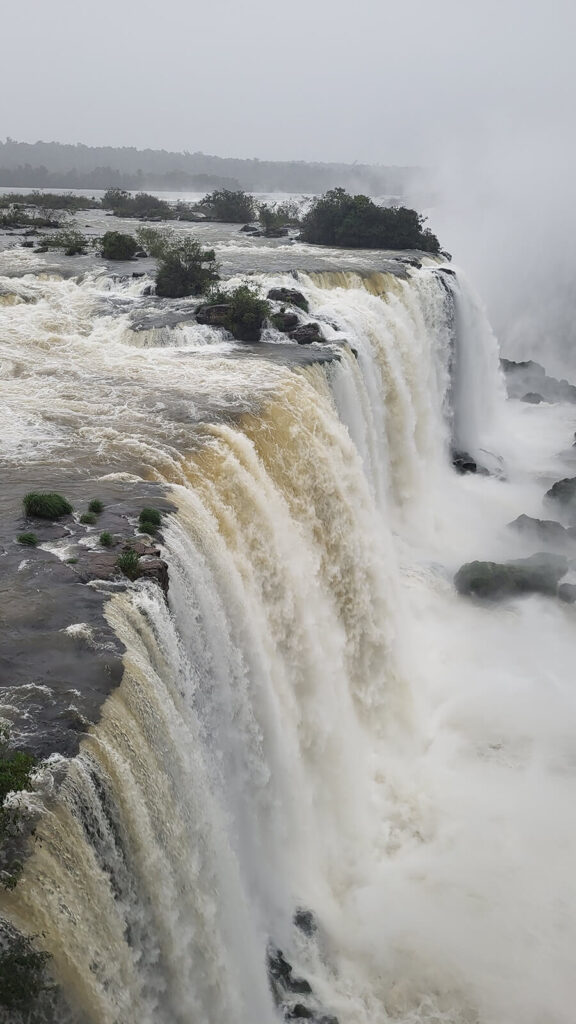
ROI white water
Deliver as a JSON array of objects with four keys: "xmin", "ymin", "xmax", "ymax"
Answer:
[{"xmin": 1, "ymin": 248, "xmax": 576, "ymax": 1024}]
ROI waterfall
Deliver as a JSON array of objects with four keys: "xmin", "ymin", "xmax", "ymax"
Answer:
[{"xmin": 3, "ymin": 263, "xmax": 573, "ymax": 1024}]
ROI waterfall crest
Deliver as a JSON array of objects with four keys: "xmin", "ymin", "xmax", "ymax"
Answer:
[{"xmin": 2, "ymin": 265, "xmax": 549, "ymax": 1024}]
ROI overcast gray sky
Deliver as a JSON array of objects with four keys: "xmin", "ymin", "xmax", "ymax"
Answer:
[
  {"xmin": 1, "ymin": 0, "xmax": 574, "ymax": 165},
  {"xmin": 2, "ymin": 0, "xmax": 576, "ymax": 367}
]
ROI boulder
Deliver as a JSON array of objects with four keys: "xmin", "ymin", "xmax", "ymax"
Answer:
[
  {"xmin": 522, "ymin": 392, "xmax": 544, "ymax": 404},
  {"xmin": 452, "ymin": 450, "xmax": 490, "ymax": 475},
  {"xmin": 240, "ymin": 224, "xmax": 257, "ymax": 232},
  {"xmin": 271, "ymin": 310, "xmax": 299, "ymax": 333},
  {"xmin": 264, "ymin": 227, "xmax": 289, "ymax": 238},
  {"xmin": 195, "ymin": 304, "xmax": 231, "ymax": 328},
  {"xmin": 289, "ymin": 323, "xmax": 324, "ymax": 345},
  {"xmin": 455, "ymin": 552, "xmax": 568, "ymax": 600},
  {"xmin": 558, "ymin": 583, "xmax": 576, "ymax": 603},
  {"xmin": 507, "ymin": 514, "xmax": 571, "ymax": 548},
  {"xmin": 267, "ymin": 287, "xmax": 309, "ymax": 312}
]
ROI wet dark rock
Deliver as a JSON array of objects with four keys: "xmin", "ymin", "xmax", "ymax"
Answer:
[
  {"xmin": 267, "ymin": 288, "xmax": 309, "ymax": 312},
  {"xmin": 522, "ymin": 392, "xmax": 544, "ymax": 404},
  {"xmin": 294, "ymin": 909, "xmax": 317, "ymax": 937},
  {"xmin": 264, "ymin": 226, "xmax": 289, "ymax": 238},
  {"xmin": 452, "ymin": 450, "xmax": 490, "ymax": 475},
  {"xmin": 240, "ymin": 224, "xmax": 257, "ymax": 232},
  {"xmin": 271, "ymin": 310, "xmax": 300, "ymax": 333},
  {"xmin": 268, "ymin": 949, "xmax": 312, "ymax": 994},
  {"xmin": 289, "ymin": 323, "xmax": 324, "ymax": 345},
  {"xmin": 437, "ymin": 266, "xmax": 456, "ymax": 276},
  {"xmin": 195, "ymin": 303, "xmax": 230, "ymax": 329},
  {"xmin": 455, "ymin": 552, "xmax": 568, "ymax": 600},
  {"xmin": 138, "ymin": 556, "xmax": 169, "ymax": 594},
  {"xmin": 558, "ymin": 583, "xmax": 576, "ymax": 603},
  {"xmin": 132, "ymin": 271, "xmax": 145, "ymax": 278},
  {"xmin": 508, "ymin": 514, "xmax": 572, "ymax": 548},
  {"xmin": 287, "ymin": 1007, "xmax": 313, "ymax": 1020}
]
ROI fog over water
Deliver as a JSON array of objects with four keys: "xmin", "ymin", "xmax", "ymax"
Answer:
[{"xmin": 2, "ymin": 0, "xmax": 575, "ymax": 366}]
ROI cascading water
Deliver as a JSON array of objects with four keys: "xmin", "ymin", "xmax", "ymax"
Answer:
[{"xmin": 2, "ymin": 250, "xmax": 576, "ymax": 1024}]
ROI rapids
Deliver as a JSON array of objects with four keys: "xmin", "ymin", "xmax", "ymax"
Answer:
[{"xmin": 1, "ymin": 235, "xmax": 575, "ymax": 1024}]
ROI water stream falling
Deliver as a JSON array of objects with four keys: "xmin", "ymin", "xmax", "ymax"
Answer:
[{"xmin": 1, "ymin": 246, "xmax": 575, "ymax": 1024}]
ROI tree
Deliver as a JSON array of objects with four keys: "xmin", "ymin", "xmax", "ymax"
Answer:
[
  {"xmin": 137, "ymin": 229, "xmax": 220, "ymax": 298},
  {"xmin": 100, "ymin": 231, "xmax": 139, "ymax": 260},
  {"xmin": 300, "ymin": 188, "xmax": 440, "ymax": 252},
  {"xmin": 199, "ymin": 189, "xmax": 255, "ymax": 222}
]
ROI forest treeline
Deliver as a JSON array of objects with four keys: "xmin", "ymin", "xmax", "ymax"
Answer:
[{"xmin": 0, "ymin": 139, "xmax": 420, "ymax": 195}]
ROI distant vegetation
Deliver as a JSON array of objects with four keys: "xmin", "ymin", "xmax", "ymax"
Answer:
[
  {"xmin": 0, "ymin": 191, "xmax": 99, "ymax": 212},
  {"xmin": 0, "ymin": 209, "xmax": 60, "ymax": 229},
  {"xmin": 36, "ymin": 229, "xmax": 88, "ymax": 255},
  {"xmin": 102, "ymin": 188, "xmax": 172, "ymax": 220},
  {"xmin": 0, "ymin": 138, "xmax": 419, "ymax": 195},
  {"xmin": 300, "ymin": 188, "xmax": 440, "ymax": 252},
  {"xmin": 196, "ymin": 189, "xmax": 255, "ymax": 222},
  {"xmin": 100, "ymin": 231, "xmax": 139, "ymax": 260}
]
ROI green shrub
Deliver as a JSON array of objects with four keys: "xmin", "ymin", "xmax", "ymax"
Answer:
[
  {"xmin": 208, "ymin": 285, "xmax": 271, "ymax": 342},
  {"xmin": 36, "ymin": 229, "xmax": 88, "ymax": 255},
  {"xmin": 117, "ymin": 549, "xmax": 141, "ymax": 580},
  {"xmin": 23, "ymin": 492, "xmax": 72, "ymax": 519},
  {"xmin": 138, "ymin": 508, "xmax": 162, "ymax": 534},
  {"xmin": 0, "ymin": 931, "xmax": 52, "ymax": 1012},
  {"xmin": 17, "ymin": 532, "xmax": 38, "ymax": 547},
  {"xmin": 0, "ymin": 750, "xmax": 36, "ymax": 804},
  {"xmin": 300, "ymin": 188, "xmax": 440, "ymax": 252},
  {"xmin": 79, "ymin": 512, "xmax": 96, "ymax": 525},
  {"xmin": 66, "ymin": 557, "xmax": 78, "ymax": 564},
  {"xmin": 99, "ymin": 531, "xmax": 113, "ymax": 547},
  {"xmin": 88, "ymin": 498, "xmax": 104, "ymax": 515},
  {"xmin": 148, "ymin": 234, "xmax": 219, "ymax": 298},
  {"xmin": 139, "ymin": 507, "xmax": 161, "ymax": 527},
  {"xmin": 198, "ymin": 189, "xmax": 255, "ymax": 223},
  {"xmin": 100, "ymin": 231, "xmax": 139, "ymax": 261}
]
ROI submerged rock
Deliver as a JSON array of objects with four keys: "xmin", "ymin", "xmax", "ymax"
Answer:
[
  {"xmin": 455, "ymin": 552, "xmax": 568, "ymax": 600},
  {"xmin": 522, "ymin": 392, "xmax": 544, "ymax": 403}
]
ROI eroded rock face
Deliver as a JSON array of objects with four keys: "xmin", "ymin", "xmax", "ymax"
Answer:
[
  {"xmin": 545, "ymin": 476, "xmax": 576, "ymax": 510},
  {"xmin": 501, "ymin": 358, "xmax": 576, "ymax": 404},
  {"xmin": 455, "ymin": 552, "xmax": 568, "ymax": 600},
  {"xmin": 508, "ymin": 514, "xmax": 573, "ymax": 549}
]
